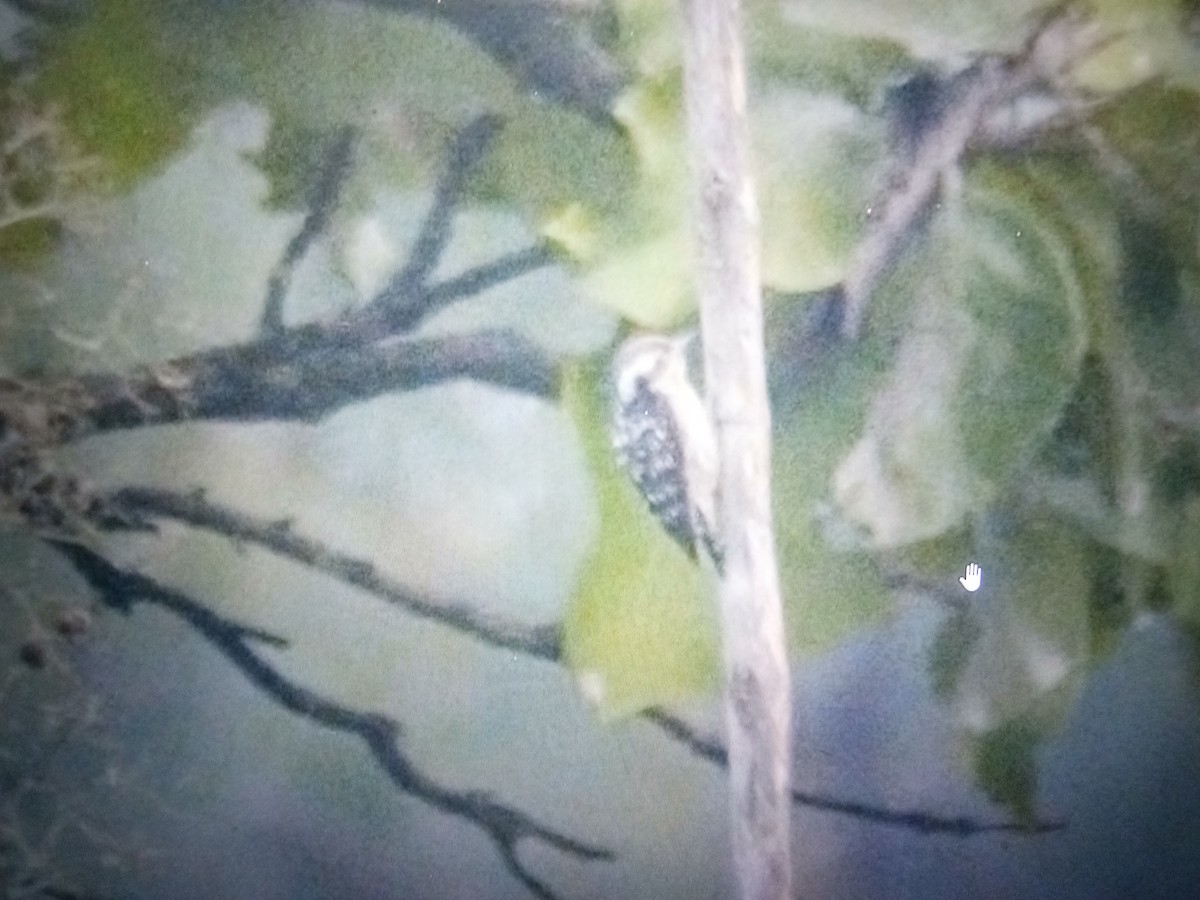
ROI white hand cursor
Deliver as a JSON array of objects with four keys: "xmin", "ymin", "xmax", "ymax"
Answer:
[{"xmin": 959, "ymin": 563, "xmax": 982, "ymax": 592}]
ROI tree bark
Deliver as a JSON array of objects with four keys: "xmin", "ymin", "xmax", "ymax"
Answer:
[{"xmin": 679, "ymin": 1, "xmax": 793, "ymax": 898}]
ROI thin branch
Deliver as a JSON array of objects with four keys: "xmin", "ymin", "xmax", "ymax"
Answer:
[
  {"xmin": 0, "ymin": 102, "xmax": 560, "ymax": 461},
  {"xmin": 98, "ymin": 488, "xmax": 1059, "ymax": 839},
  {"xmin": 52, "ymin": 541, "xmax": 611, "ymax": 900},
  {"xmin": 0, "ymin": 32, "xmax": 1104, "ymax": 883},
  {"xmin": 261, "ymin": 126, "xmax": 359, "ymax": 337},
  {"xmin": 2, "ymin": 241, "xmax": 557, "ymax": 455},
  {"xmin": 0, "ymin": 329, "xmax": 557, "ymax": 447},
  {"xmin": 37, "ymin": 887, "xmax": 121, "ymax": 900},
  {"xmin": 0, "ymin": 204, "xmax": 63, "ymax": 231},
  {"xmin": 681, "ymin": 0, "xmax": 792, "ymax": 898},
  {"xmin": 642, "ymin": 708, "xmax": 1065, "ymax": 836},
  {"xmin": 354, "ymin": 242, "xmax": 558, "ymax": 339},
  {"xmin": 109, "ymin": 485, "xmax": 561, "ymax": 661},
  {"xmin": 371, "ymin": 114, "xmax": 504, "ymax": 311},
  {"xmin": 417, "ymin": 243, "xmax": 559, "ymax": 321},
  {"xmin": 839, "ymin": 6, "xmax": 1107, "ymax": 338}
]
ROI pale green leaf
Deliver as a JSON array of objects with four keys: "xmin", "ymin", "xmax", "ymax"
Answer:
[
  {"xmin": 943, "ymin": 517, "xmax": 1091, "ymax": 816},
  {"xmin": 1075, "ymin": 0, "xmax": 1200, "ymax": 91},
  {"xmin": 768, "ymin": 0, "xmax": 1052, "ymax": 59},
  {"xmin": 561, "ymin": 362, "xmax": 720, "ymax": 719},
  {"xmin": 1167, "ymin": 498, "xmax": 1200, "ymax": 632},
  {"xmin": 770, "ymin": 330, "xmax": 895, "ymax": 655},
  {"xmin": 833, "ymin": 162, "xmax": 1090, "ymax": 547},
  {"xmin": 757, "ymin": 91, "xmax": 887, "ymax": 292},
  {"xmin": 39, "ymin": 0, "xmax": 196, "ymax": 185}
]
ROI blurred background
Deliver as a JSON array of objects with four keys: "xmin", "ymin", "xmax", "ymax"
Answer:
[{"xmin": 1, "ymin": 1, "xmax": 1198, "ymax": 898}]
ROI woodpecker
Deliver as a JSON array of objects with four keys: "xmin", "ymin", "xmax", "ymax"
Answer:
[{"xmin": 611, "ymin": 332, "xmax": 722, "ymax": 570}]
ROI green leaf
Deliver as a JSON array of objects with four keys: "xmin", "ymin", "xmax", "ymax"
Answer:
[
  {"xmin": 1086, "ymin": 85, "xmax": 1200, "ymax": 411},
  {"xmin": 1013, "ymin": 150, "xmax": 1197, "ymax": 566},
  {"xmin": 249, "ymin": 122, "xmax": 348, "ymax": 212},
  {"xmin": 749, "ymin": 7, "xmax": 911, "ymax": 109},
  {"xmin": 565, "ymin": 39, "xmax": 890, "ymax": 325},
  {"xmin": 749, "ymin": 0, "xmax": 1200, "ymax": 88},
  {"xmin": 561, "ymin": 361, "xmax": 720, "ymax": 719},
  {"xmin": 771, "ymin": 335, "xmax": 895, "ymax": 654},
  {"xmin": 563, "ymin": 75, "xmax": 696, "ymax": 329},
  {"xmin": 940, "ymin": 516, "xmax": 1090, "ymax": 804},
  {"xmin": 486, "ymin": 99, "xmax": 636, "ymax": 225},
  {"xmin": 576, "ymin": 228, "xmax": 696, "ymax": 329},
  {"xmin": 756, "ymin": 90, "xmax": 888, "ymax": 293},
  {"xmin": 833, "ymin": 287, "xmax": 983, "ymax": 546},
  {"xmin": 1074, "ymin": 0, "xmax": 1200, "ymax": 91},
  {"xmin": 1091, "ymin": 84, "xmax": 1200, "ymax": 273},
  {"xmin": 223, "ymin": 1, "xmax": 514, "ymax": 134},
  {"xmin": 971, "ymin": 717, "xmax": 1041, "ymax": 825},
  {"xmin": 38, "ymin": 0, "xmax": 195, "ymax": 185},
  {"xmin": 612, "ymin": 0, "xmax": 683, "ymax": 75},
  {"xmin": 955, "ymin": 519, "xmax": 1090, "ymax": 725},
  {"xmin": 928, "ymin": 607, "xmax": 983, "ymax": 700},
  {"xmin": 1167, "ymin": 498, "xmax": 1200, "ymax": 633},
  {"xmin": 193, "ymin": 0, "xmax": 636, "ymax": 221},
  {"xmin": 756, "ymin": 0, "xmax": 1054, "ymax": 59},
  {"xmin": 955, "ymin": 165, "xmax": 1091, "ymax": 481},
  {"xmin": 833, "ymin": 162, "xmax": 1090, "ymax": 547},
  {"xmin": 0, "ymin": 218, "xmax": 60, "ymax": 270}
]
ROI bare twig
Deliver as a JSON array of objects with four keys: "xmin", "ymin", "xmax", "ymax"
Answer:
[
  {"xmin": 96, "ymin": 491, "xmax": 1054, "ymax": 840},
  {"xmin": 355, "ymin": 242, "xmax": 558, "ymax": 338},
  {"xmin": 680, "ymin": 0, "xmax": 792, "ymax": 898},
  {"xmin": 52, "ymin": 541, "xmax": 612, "ymax": 900},
  {"xmin": 0, "ymin": 107, "xmax": 558, "ymax": 456},
  {"xmin": 260, "ymin": 126, "xmax": 359, "ymax": 337},
  {"xmin": 840, "ymin": 6, "xmax": 1107, "ymax": 338},
  {"xmin": 0, "ymin": 328, "xmax": 556, "ymax": 448},
  {"xmin": 372, "ymin": 114, "xmax": 504, "ymax": 311},
  {"xmin": 0, "ymin": 26, "xmax": 1108, "ymax": 899},
  {"xmin": 109, "ymin": 485, "xmax": 561, "ymax": 660},
  {"xmin": 416, "ymin": 242, "xmax": 558, "ymax": 320},
  {"xmin": 0, "ymin": 111, "xmax": 575, "ymax": 900},
  {"xmin": 643, "ymin": 708, "xmax": 1066, "ymax": 836}
]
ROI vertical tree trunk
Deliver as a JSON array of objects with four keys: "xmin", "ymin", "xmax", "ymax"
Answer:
[{"xmin": 679, "ymin": 1, "xmax": 794, "ymax": 898}]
